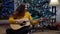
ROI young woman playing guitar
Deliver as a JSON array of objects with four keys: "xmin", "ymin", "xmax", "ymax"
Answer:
[{"xmin": 6, "ymin": 4, "xmax": 43, "ymax": 34}]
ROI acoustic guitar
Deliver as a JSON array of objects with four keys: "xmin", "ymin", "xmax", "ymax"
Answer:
[{"xmin": 0, "ymin": 18, "xmax": 48, "ymax": 30}]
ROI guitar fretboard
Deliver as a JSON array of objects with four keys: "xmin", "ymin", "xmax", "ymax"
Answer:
[{"xmin": 0, "ymin": 20, "xmax": 9, "ymax": 24}]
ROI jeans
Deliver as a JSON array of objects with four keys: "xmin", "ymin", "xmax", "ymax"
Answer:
[{"xmin": 6, "ymin": 26, "xmax": 30, "ymax": 34}]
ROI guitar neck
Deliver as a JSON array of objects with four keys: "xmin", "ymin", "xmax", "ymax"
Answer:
[
  {"xmin": 0, "ymin": 18, "xmax": 47, "ymax": 25},
  {"xmin": 0, "ymin": 20, "xmax": 26, "ymax": 25},
  {"xmin": 0, "ymin": 20, "xmax": 9, "ymax": 25}
]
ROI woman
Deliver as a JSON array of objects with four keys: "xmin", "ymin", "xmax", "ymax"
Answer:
[{"xmin": 6, "ymin": 4, "xmax": 40, "ymax": 34}]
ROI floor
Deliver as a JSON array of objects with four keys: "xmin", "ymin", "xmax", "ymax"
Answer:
[
  {"xmin": 0, "ymin": 25, "xmax": 60, "ymax": 34},
  {"xmin": 32, "ymin": 30, "xmax": 60, "ymax": 34}
]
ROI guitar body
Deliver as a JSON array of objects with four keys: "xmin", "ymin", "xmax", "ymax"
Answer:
[
  {"xmin": 10, "ymin": 24, "xmax": 23, "ymax": 30},
  {"xmin": 10, "ymin": 18, "xmax": 30, "ymax": 30}
]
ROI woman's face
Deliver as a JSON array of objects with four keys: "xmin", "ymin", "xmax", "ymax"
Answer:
[
  {"xmin": 25, "ymin": 4, "xmax": 27, "ymax": 9},
  {"xmin": 25, "ymin": 3, "xmax": 29, "ymax": 10}
]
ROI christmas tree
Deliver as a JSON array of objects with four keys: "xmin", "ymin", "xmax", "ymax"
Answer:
[
  {"xmin": 0, "ymin": 0, "xmax": 56, "ymax": 20},
  {"xmin": 22, "ymin": 0, "xmax": 55, "ymax": 19}
]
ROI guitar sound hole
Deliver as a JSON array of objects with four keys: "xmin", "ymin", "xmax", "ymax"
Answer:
[{"xmin": 20, "ymin": 21, "xmax": 26, "ymax": 26}]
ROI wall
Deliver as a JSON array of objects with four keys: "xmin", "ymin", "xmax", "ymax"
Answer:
[{"xmin": 56, "ymin": 6, "xmax": 60, "ymax": 22}]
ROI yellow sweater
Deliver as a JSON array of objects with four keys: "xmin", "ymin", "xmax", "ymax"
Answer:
[{"xmin": 9, "ymin": 11, "xmax": 39, "ymax": 25}]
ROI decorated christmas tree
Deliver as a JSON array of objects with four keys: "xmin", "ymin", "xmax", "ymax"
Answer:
[
  {"xmin": 22, "ymin": 0, "xmax": 55, "ymax": 19},
  {"xmin": 0, "ymin": 0, "xmax": 56, "ymax": 21}
]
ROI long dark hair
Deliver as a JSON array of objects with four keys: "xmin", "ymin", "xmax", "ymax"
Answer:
[
  {"xmin": 16, "ymin": 4, "xmax": 25, "ymax": 13},
  {"xmin": 10, "ymin": 4, "xmax": 26, "ymax": 19},
  {"xmin": 13, "ymin": 4, "xmax": 26, "ymax": 15}
]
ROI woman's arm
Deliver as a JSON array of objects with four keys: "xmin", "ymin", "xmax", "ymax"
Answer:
[
  {"xmin": 9, "ymin": 16, "xmax": 16, "ymax": 24},
  {"xmin": 27, "ymin": 12, "xmax": 40, "ymax": 26}
]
